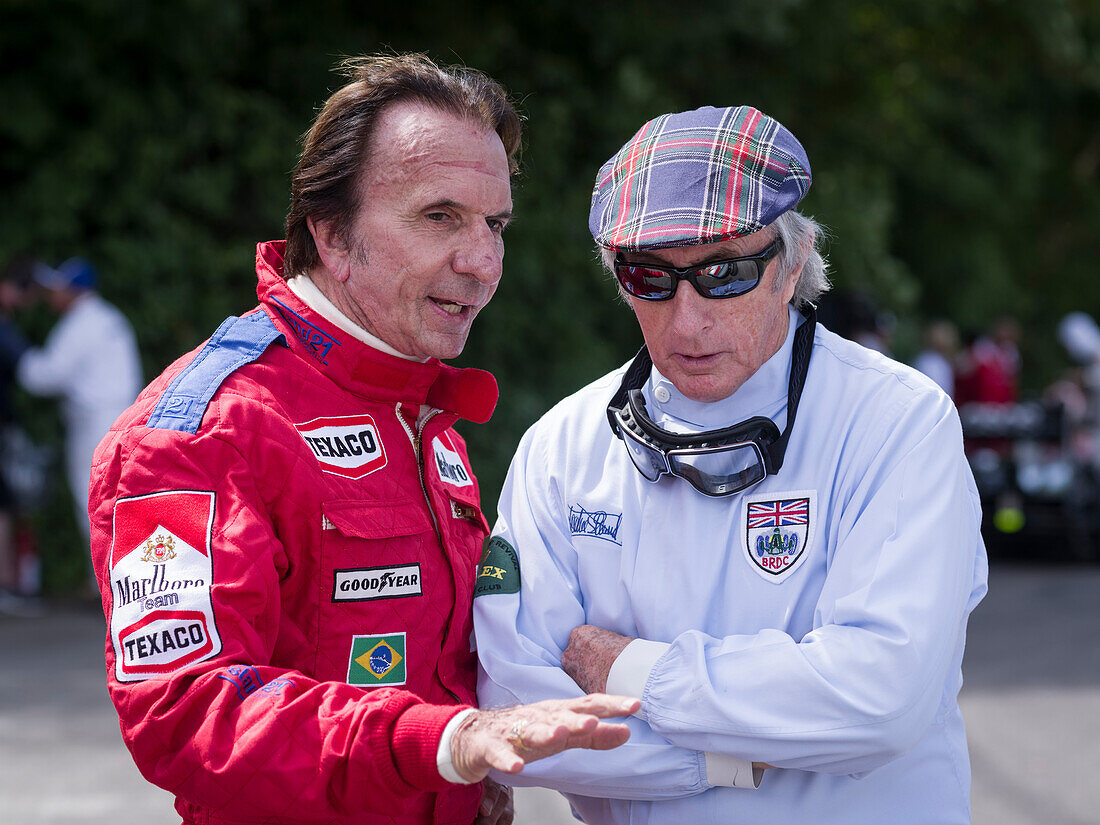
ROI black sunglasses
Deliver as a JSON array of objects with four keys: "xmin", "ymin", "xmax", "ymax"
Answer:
[{"xmin": 614, "ymin": 238, "xmax": 782, "ymax": 301}]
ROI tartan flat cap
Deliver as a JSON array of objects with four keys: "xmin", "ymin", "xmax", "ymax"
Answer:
[{"xmin": 589, "ymin": 105, "xmax": 811, "ymax": 250}]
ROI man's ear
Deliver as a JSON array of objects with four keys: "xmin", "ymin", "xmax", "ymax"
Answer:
[
  {"xmin": 780, "ymin": 231, "xmax": 812, "ymax": 305},
  {"xmin": 308, "ymin": 216, "xmax": 352, "ymax": 283}
]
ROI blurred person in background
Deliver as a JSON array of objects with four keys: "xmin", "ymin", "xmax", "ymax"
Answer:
[
  {"xmin": 956, "ymin": 316, "xmax": 1020, "ymax": 406},
  {"xmin": 474, "ymin": 105, "xmax": 988, "ymax": 825},
  {"xmin": 1058, "ymin": 312, "xmax": 1100, "ymax": 397},
  {"xmin": 0, "ymin": 255, "xmax": 142, "ymax": 593},
  {"xmin": 0, "ymin": 255, "xmax": 44, "ymax": 612},
  {"xmin": 87, "ymin": 53, "xmax": 636, "ymax": 825},
  {"xmin": 911, "ymin": 318, "xmax": 960, "ymax": 398},
  {"xmin": 820, "ymin": 289, "xmax": 895, "ymax": 355},
  {"xmin": 1053, "ymin": 311, "xmax": 1100, "ymax": 463}
]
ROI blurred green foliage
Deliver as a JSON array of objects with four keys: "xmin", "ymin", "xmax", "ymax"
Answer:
[{"xmin": 2, "ymin": 0, "xmax": 1098, "ymax": 589}]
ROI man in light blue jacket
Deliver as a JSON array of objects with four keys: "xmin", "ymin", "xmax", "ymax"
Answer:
[{"xmin": 473, "ymin": 106, "xmax": 987, "ymax": 824}]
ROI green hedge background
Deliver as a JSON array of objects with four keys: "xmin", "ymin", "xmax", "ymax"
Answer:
[{"xmin": 3, "ymin": 0, "xmax": 1098, "ymax": 591}]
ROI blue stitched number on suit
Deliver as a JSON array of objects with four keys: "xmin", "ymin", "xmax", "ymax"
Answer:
[
  {"xmin": 306, "ymin": 331, "xmax": 334, "ymax": 361},
  {"xmin": 164, "ymin": 396, "xmax": 192, "ymax": 418}
]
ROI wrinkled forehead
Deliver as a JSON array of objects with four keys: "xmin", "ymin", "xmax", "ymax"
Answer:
[{"xmin": 368, "ymin": 101, "xmax": 511, "ymax": 188}]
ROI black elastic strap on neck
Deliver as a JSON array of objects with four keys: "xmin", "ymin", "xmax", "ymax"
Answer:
[{"xmin": 765, "ymin": 305, "xmax": 816, "ymax": 474}]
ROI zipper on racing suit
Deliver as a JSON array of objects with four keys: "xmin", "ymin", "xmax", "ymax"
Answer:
[{"xmin": 395, "ymin": 402, "xmax": 462, "ymax": 701}]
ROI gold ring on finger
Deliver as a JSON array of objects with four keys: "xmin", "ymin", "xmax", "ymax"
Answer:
[{"xmin": 507, "ymin": 719, "xmax": 529, "ymax": 750}]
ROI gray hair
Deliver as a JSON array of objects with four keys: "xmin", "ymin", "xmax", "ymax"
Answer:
[{"xmin": 599, "ymin": 209, "xmax": 830, "ymax": 309}]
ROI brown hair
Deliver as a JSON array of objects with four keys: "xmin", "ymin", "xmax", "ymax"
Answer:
[{"xmin": 282, "ymin": 53, "xmax": 523, "ymax": 279}]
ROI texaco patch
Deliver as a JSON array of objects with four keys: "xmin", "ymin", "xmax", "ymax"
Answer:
[
  {"xmin": 108, "ymin": 490, "xmax": 222, "ymax": 681},
  {"xmin": 741, "ymin": 490, "xmax": 816, "ymax": 583}
]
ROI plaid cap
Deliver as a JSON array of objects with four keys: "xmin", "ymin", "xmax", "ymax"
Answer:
[{"xmin": 589, "ymin": 105, "xmax": 811, "ymax": 250}]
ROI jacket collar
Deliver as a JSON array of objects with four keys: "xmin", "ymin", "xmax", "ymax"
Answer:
[{"xmin": 253, "ymin": 241, "xmax": 498, "ymax": 424}]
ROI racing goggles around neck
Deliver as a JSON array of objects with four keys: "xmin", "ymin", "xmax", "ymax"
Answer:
[
  {"xmin": 605, "ymin": 307, "xmax": 816, "ymax": 497},
  {"xmin": 614, "ymin": 239, "xmax": 782, "ymax": 301}
]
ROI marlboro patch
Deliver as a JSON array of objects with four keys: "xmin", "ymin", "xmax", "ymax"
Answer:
[
  {"xmin": 742, "ymin": 491, "xmax": 816, "ymax": 583},
  {"xmin": 431, "ymin": 433, "xmax": 473, "ymax": 488},
  {"xmin": 109, "ymin": 490, "xmax": 222, "ymax": 682}
]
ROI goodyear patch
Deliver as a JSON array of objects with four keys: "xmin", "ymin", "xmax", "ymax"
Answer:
[
  {"xmin": 332, "ymin": 564, "xmax": 422, "ymax": 602},
  {"xmin": 347, "ymin": 633, "xmax": 407, "ymax": 686},
  {"xmin": 474, "ymin": 535, "xmax": 520, "ymax": 597}
]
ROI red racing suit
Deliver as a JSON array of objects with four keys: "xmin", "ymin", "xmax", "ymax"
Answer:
[{"xmin": 89, "ymin": 241, "xmax": 497, "ymax": 825}]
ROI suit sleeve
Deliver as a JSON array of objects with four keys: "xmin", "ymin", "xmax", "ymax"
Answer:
[
  {"xmin": 91, "ymin": 422, "xmax": 465, "ymax": 820},
  {"xmin": 473, "ymin": 427, "xmax": 713, "ymax": 800},
  {"xmin": 626, "ymin": 395, "xmax": 989, "ymax": 775},
  {"xmin": 15, "ymin": 315, "xmax": 84, "ymax": 396}
]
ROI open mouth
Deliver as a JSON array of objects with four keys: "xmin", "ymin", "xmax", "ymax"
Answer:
[{"xmin": 430, "ymin": 298, "xmax": 471, "ymax": 316}]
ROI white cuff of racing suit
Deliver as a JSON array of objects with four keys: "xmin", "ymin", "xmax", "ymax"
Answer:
[
  {"xmin": 608, "ymin": 639, "xmax": 762, "ymax": 790},
  {"xmin": 606, "ymin": 638, "xmax": 670, "ymax": 704},
  {"xmin": 437, "ymin": 708, "xmax": 478, "ymax": 784},
  {"xmin": 704, "ymin": 752, "xmax": 764, "ymax": 789}
]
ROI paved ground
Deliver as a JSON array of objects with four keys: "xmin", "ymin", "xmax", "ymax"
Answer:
[{"xmin": 1, "ymin": 560, "xmax": 1097, "ymax": 824}]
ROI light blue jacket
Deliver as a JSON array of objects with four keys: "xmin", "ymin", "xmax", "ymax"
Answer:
[{"xmin": 473, "ymin": 307, "xmax": 988, "ymax": 825}]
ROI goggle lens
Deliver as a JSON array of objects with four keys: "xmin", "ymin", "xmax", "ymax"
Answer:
[
  {"xmin": 618, "ymin": 424, "xmax": 667, "ymax": 481},
  {"xmin": 616, "ymin": 409, "xmax": 768, "ymax": 496},
  {"xmin": 667, "ymin": 445, "xmax": 767, "ymax": 496}
]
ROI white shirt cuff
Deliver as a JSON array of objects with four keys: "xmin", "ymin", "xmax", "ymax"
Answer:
[
  {"xmin": 606, "ymin": 639, "xmax": 670, "ymax": 698},
  {"xmin": 705, "ymin": 751, "xmax": 764, "ymax": 789},
  {"xmin": 436, "ymin": 708, "xmax": 478, "ymax": 784}
]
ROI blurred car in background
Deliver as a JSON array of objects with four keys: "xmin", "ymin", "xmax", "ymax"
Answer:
[{"xmin": 961, "ymin": 401, "xmax": 1099, "ymax": 561}]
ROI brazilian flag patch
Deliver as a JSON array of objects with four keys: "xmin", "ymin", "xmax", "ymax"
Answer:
[
  {"xmin": 347, "ymin": 633, "xmax": 406, "ymax": 686},
  {"xmin": 474, "ymin": 535, "xmax": 520, "ymax": 597}
]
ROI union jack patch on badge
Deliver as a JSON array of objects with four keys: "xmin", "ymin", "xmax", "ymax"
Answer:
[{"xmin": 741, "ymin": 491, "xmax": 816, "ymax": 583}]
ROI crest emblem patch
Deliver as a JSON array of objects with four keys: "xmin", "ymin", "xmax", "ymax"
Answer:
[
  {"xmin": 141, "ymin": 534, "xmax": 176, "ymax": 563},
  {"xmin": 742, "ymin": 491, "xmax": 815, "ymax": 582}
]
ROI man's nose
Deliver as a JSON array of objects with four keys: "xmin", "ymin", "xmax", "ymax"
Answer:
[
  {"xmin": 667, "ymin": 279, "xmax": 713, "ymax": 334},
  {"xmin": 453, "ymin": 225, "xmax": 503, "ymax": 285}
]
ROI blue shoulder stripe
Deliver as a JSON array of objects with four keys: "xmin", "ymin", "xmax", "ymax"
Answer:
[{"xmin": 147, "ymin": 311, "xmax": 286, "ymax": 433}]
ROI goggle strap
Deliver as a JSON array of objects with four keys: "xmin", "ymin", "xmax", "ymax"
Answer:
[
  {"xmin": 763, "ymin": 306, "xmax": 816, "ymax": 474},
  {"xmin": 606, "ymin": 344, "xmax": 654, "ymax": 438}
]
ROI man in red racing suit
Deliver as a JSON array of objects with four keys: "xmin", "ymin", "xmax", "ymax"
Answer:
[
  {"xmin": 92, "ymin": 242, "xmax": 494, "ymax": 823},
  {"xmin": 88, "ymin": 54, "xmax": 637, "ymax": 825}
]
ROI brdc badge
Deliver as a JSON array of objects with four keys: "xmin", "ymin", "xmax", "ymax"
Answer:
[{"xmin": 741, "ymin": 491, "xmax": 816, "ymax": 583}]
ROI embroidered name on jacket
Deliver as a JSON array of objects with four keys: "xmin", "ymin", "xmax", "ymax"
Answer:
[
  {"xmin": 568, "ymin": 504, "xmax": 623, "ymax": 545},
  {"xmin": 108, "ymin": 490, "xmax": 223, "ymax": 682},
  {"xmin": 272, "ymin": 298, "xmax": 340, "ymax": 364},
  {"xmin": 295, "ymin": 414, "xmax": 388, "ymax": 480}
]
